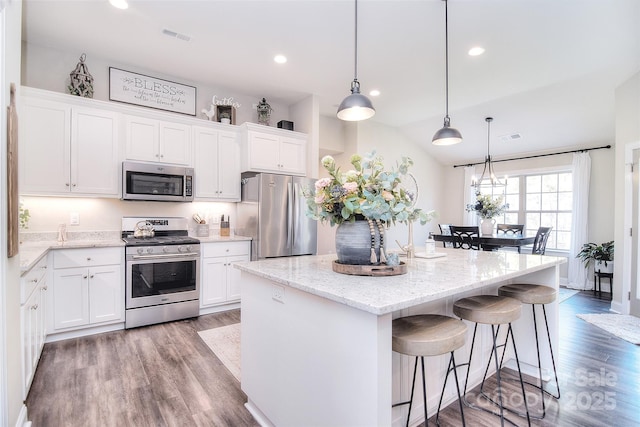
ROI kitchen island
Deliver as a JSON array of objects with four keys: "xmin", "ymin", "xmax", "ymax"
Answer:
[{"xmin": 235, "ymin": 249, "xmax": 566, "ymax": 427}]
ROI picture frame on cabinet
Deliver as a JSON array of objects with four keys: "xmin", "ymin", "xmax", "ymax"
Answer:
[
  {"xmin": 216, "ymin": 105, "xmax": 236, "ymax": 125},
  {"xmin": 109, "ymin": 67, "xmax": 197, "ymax": 116}
]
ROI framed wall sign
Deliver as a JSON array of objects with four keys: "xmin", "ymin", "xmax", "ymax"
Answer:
[{"xmin": 109, "ymin": 67, "xmax": 196, "ymax": 116}]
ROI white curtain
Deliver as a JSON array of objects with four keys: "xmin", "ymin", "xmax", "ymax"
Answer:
[
  {"xmin": 567, "ymin": 152, "xmax": 591, "ymax": 290},
  {"xmin": 463, "ymin": 166, "xmax": 478, "ymax": 226}
]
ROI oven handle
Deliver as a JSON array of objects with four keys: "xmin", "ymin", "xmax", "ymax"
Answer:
[{"xmin": 130, "ymin": 252, "xmax": 200, "ymax": 260}]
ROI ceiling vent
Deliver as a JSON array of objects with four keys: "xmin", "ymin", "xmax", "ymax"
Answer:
[
  {"xmin": 498, "ymin": 133, "xmax": 522, "ymax": 144},
  {"xmin": 162, "ymin": 29, "xmax": 191, "ymax": 42}
]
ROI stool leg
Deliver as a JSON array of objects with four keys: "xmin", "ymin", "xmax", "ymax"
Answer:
[
  {"xmin": 507, "ymin": 323, "xmax": 532, "ymax": 426},
  {"xmin": 421, "ymin": 357, "xmax": 429, "ymax": 427},
  {"xmin": 405, "ymin": 357, "xmax": 419, "ymax": 427},
  {"xmin": 491, "ymin": 325, "xmax": 507, "ymax": 427},
  {"xmin": 462, "ymin": 323, "xmax": 479, "ymax": 396},
  {"xmin": 436, "ymin": 351, "xmax": 466, "ymax": 427},
  {"xmin": 541, "ymin": 304, "xmax": 561, "ymax": 400}
]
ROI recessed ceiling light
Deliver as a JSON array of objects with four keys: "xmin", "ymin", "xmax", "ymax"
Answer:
[
  {"xmin": 468, "ymin": 46, "xmax": 485, "ymax": 56},
  {"xmin": 109, "ymin": 0, "xmax": 129, "ymax": 10},
  {"xmin": 369, "ymin": 89, "xmax": 380, "ymax": 97},
  {"xmin": 274, "ymin": 55, "xmax": 287, "ymax": 64}
]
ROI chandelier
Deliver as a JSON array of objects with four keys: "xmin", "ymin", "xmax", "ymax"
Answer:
[{"xmin": 472, "ymin": 117, "xmax": 505, "ymax": 188}]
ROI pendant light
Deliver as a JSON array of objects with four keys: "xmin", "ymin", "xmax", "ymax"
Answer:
[
  {"xmin": 337, "ymin": 0, "xmax": 375, "ymax": 121},
  {"xmin": 432, "ymin": 0, "xmax": 462, "ymax": 145},
  {"xmin": 472, "ymin": 117, "xmax": 504, "ymax": 188}
]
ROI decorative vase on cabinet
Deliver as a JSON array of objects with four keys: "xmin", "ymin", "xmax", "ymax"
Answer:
[
  {"xmin": 335, "ymin": 219, "xmax": 385, "ymax": 265},
  {"xmin": 480, "ymin": 218, "xmax": 496, "ymax": 236}
]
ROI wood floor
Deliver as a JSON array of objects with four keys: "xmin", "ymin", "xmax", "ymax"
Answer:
[{"xmin": 26, "ymin": 291, "xmax": 640, "ymax": 427}]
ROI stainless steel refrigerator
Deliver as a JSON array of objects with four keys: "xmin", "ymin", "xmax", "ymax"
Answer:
[{"xmin": 237, "ymin": 172, "xmax": 318, "ymax": 260}]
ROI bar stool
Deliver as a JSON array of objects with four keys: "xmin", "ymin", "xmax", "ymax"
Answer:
[
  {"xmin": 498, "ymin": 284, "xmax": 560, "ymax": 417},
  {"xmin": 453, "ymin": 295, "xmax": 531, "ymax": 426},
  {"xmin": 392, "ymin": 314, "xmax": 467, "ymax": 427}
]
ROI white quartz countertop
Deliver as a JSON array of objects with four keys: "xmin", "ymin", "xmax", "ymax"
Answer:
[{"xmin": 234, "ymin": 249, "xmax": 567, "ymax": 315}]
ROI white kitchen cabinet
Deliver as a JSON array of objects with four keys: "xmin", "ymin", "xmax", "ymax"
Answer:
[
  {"xmin": 51, "ymin": 248, "xmax": 124, "ymax": 332},
  {"xmin": 193, "ymin": 126, "xmax": 241, "ymax": 201},
  {"xmin": 240, "ymin": 123, "xmax": 307, "ymax": 176},
  {"xmin": 124, "ymin": 115, "xmax": 192, "ymax": 165},
  {"xmin": 201, "ymin": 241, "xmax": 250, "ymax": 308},
  {"xmin": 20, "ymin": 255, "xmax": 48, "ymax": 399},
  {"xmin": 20, "ymin": 97, "xmax": 120, "ymax": 196}
]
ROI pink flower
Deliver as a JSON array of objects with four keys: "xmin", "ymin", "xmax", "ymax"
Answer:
[
  {"xmin": 382, "ymin": 190, "xmax": 394, "ymax": 201},
  {"xmin": 315, "ymin": 177, "xmax": 332, "ymax": 189},
  {"xmin": 314, "ymin": 194, "xmax": 325, "ymax": 204},
  {"xmin": 343, "ymin": 182, "xmax": 358, "ymax": 194}
]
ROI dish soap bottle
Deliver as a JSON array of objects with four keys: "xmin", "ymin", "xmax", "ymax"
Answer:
[{"xmin": 425, "ymin": 234, "xmax": 436, "ymax": 255}]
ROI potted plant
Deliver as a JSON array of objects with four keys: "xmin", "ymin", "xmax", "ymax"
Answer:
[
  {"xmin": 576, "ymin": 241, "xmax": 614, "ymax": 273},
  {"xmin": 305, "ymin": 152, "xmax": 435, "ymax": 266},
  {"xmin": 465, "ymin": 192, "xmax": 509, "ymax": 235}
]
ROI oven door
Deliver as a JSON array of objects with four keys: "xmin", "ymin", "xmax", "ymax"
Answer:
[{"xmin": 126, "ymin": 254, "xmax": 200, "ymax": 309}]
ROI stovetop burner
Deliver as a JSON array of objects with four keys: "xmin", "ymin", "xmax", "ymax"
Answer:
[
  {"xmin": 121, "ymin": 216, "xmax": 200, "ymax": 247},
  {"xmin": 122, "ymin": 235, "xmax": 200, "ymax": 246}
]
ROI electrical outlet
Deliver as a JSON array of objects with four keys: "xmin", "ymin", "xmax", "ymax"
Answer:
[
  {"xmin": 272, "ymin": 285, "xmax": 285, "ymax": 303},
  {"xmin": 70, "ymin": 212, "xmax": 80, "ymax": 225}
]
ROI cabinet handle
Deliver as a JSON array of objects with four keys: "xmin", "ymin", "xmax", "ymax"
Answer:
[
  {"xmin": 90, "ymin": 274, "xmax": 94, "ymax": 279},
  {"xmin": 65, "ymin": 183, "xmax": 70, "ymax": 187},
  {"xmin": 31, "ymin": 304, "xmax": 38, "ymax": 310},
  {"xmin": 30, "ymin": 278, "xmax": 38, "ymax": 283},
  {"xmin": 87, "ymin": 257, "xmax": 92, "ymax": 261},
  {"xmin": 41, "ymin": 266, "xmax": 47, "ymax": 270},
  {"xmin": 41, "ymin": 286, "xmax": 48, "ymax": 291},
  {"xmin": 160, "ymin": 154, "xmax": 164, "ymax": 158},
  {"xmin": 155, "ymin": 154, "xmax": 160, "ymax": 158},
  {"xmin": 83, "ymin": 275, "xmax": 88, "ymax": 279}
]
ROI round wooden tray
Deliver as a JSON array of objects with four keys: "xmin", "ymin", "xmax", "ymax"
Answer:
[{"xmin": 332, "ymin": 260, "xmax": 407, "ymax": 276}]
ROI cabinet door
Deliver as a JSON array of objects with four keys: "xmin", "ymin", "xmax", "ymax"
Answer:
[
  {"xmin": 19, "ymin": 98, "xmax": 71, "ymax": 194},
  {"xmin": 52, "ymin": 267, "xmax": 89, "ymax": 330},
  {"xmin": 160, "ymin": 122, "xmax": 192, "ymax": 165},
  {"xmin": 201, "ymin": 258, "xmax": 227, "ymax": 307},
  {"xmin": 247, "ymin": 132, "xmax": 280, "ymax": 171},
  {"xmin": 217, "ymin": 132, "xmax": 241, "ymax": 200},
  {"xmin": 89, "ymin": 265, "xmax": 123, "ymax": 324},
  {"xmin": 279, "ymin": 136, "xmax": 307, "ymax": 175},
  {"xmin": 193, "ymin": 126, "xmax": 220, "ymax": 198},
  {"xmin": 226, "ymin": 254, "xmax": 249, "ymax": 301},
  {"xmin": 125, "ymin": 115, "xmax": 159, "ymax": 162},
  {"xmin": 71, "ymin": 107, "xmax": 120, "ymax": 195},
  {"xmin": 21, "ymin": 288, "xmax": 38, "ymax": 398}
]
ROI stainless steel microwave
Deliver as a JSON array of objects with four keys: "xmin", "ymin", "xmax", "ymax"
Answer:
[{"xmin": 122, "ymin": 161, "xmax": 194, "ymax": 202}]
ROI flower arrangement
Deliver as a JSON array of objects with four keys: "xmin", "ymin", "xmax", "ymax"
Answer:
[
  {"xmin": 466, "ymin": 192, "xmax": 509, "ymax": 219},
  {"xmin": 306, "ymin": 152, "xmax": 435, "ymax": 226}
]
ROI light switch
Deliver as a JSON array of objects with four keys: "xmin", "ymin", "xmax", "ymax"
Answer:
[{"xmin": 70, "ymin": 212, "xmax": 80, "ymax": 225}]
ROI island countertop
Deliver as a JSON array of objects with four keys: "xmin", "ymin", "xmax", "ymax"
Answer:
[{"xmin": 234, "ymin": 249, "xmax": 566, "ymax": 315}]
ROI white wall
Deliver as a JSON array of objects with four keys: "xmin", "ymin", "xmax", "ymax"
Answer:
[
  {"xmin": 21, "ymin": 42, "xmax": 294, "ymax": 128},
  {"xmin": 2, "ymin": 1, "xmax": 25, "ymax": 425}
]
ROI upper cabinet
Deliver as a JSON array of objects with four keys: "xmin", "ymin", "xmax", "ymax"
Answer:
[
  {"xmin": 193, "ymin": 126, "xmax": 241, "ymax": 201},
  {"xmin": 240, "ymin": 123, "xmax": 307, "ymax": 176},
  {"xmin": 124, "ymin": 115, "xmax": 192, "ymax": 166},
  {"xmin": 20, "ymin": 95, "xmax": 120, "ymax": 197}
]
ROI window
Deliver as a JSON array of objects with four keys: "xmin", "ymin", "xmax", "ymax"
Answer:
[{"xmin": 476, "ymin": 171, "xmax": 572, "ymax": 251}]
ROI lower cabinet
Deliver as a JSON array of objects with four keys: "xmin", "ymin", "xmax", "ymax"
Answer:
[
  {"xmin": 20, "ymin": 255, "xmax": 48, "ymax": 399},
  {"xmin": 51, "ymin": 247, "xmax": 124, "ymax": 332},
  {"xmin": 201, "ymin": 241, "xmax": 250, "ymax": 308}
]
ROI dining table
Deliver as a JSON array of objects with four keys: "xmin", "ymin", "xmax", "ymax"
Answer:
[{"xmin": 431, "ymin": 232, "xmax": 536, "ymax": 251}]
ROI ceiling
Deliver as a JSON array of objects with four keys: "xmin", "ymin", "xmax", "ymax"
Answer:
[{"xmin": 21, "ymin": 0, "xmax": 640, "ymax": 166}]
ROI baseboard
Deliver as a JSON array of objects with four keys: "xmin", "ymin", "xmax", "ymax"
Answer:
[{"xmin": 199, "ymin": 302, "xmax": 240, "ymax": 316}]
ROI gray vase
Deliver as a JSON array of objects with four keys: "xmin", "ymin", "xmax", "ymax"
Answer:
[{"xmin": 335, "ymin": 219, "xmax": 385, "ymax": 265}]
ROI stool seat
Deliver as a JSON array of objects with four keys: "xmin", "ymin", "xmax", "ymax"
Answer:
[
  {"xmin": 393, "ymin": 315, "xmax": 467, "ymax": 356},
  {"xmin": 498, "ymin": 284, "xmax": 557, "ymax": 305},
  {"xmin": 453, "ymin": 295, "xmax": 521, "ymax": 325}
]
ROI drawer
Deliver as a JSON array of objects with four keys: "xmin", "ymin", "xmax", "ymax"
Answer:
[
  {"xmin": 203, "ymin": 241, "xmax": 250, "ymax": 258},
  {"xmin": 21, "ymin": 255, "xmax": 48, "ymax": 305},
  {"xmin": 54, "ymin": 247, "xmax": 123, "ymax": 269}
]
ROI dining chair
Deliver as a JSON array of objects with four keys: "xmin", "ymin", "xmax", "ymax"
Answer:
[
  {"xmin": 496, "ymin": 224, "xmax": 525, "ymax": 253},
  {"xmin": 449, "ymin": 226, "xmax": 480, "ymax": 250},
  {"xmin": 496, "ymin": 224, "xmax": 524, "ymax": 235},
  {"xmin": 531, "ymin": 226, "xmax": 552, "ymax": 255},
  {"xmin": 438, "ymin": 224, "xmax": 453, "ymax": 248}
]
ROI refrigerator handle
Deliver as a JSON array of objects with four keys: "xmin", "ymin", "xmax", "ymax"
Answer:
[{"xmin": 287, "ymin": 181, "xmax": 294, "ymax": 249}]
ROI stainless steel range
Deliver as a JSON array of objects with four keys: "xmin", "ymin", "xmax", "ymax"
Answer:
[{"xmin": 122, "ymin": 217, "xmax": 200, "ymax": 329}]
